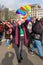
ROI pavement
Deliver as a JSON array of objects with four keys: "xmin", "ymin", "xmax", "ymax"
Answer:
[{"xmin": 0, "ymin": 39, "xmax": 43, "ymax": 65}]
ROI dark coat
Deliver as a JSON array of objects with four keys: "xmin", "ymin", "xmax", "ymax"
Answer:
[
  {"xmin": 32, "ymin": 21, "xmax": 43, "ymax": 40},
  {"xmin": 32, "ymin": 21, "xmax": 42, "ymax": 35}
]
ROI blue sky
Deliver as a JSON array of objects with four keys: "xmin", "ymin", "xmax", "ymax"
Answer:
[{"xmin": 0, "ymin": 0, "xmax": 43, "ymax": 10}]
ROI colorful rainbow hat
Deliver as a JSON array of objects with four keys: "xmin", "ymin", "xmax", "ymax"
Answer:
[
  {"xmin": 16, "ymin": 9, "xmax": 26, "ymax": 16},
  {"xmin": 20, "ymin": 5, "xmax": 31, "ymax": 12},
  {"xmin": 16, "ymin": 5, "xmax": 31, "ymax": 21}
]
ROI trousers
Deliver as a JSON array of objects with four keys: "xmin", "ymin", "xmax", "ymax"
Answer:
[{"xmin": 31, "ymin": 39, "xmax": 43, "ymax": 56}]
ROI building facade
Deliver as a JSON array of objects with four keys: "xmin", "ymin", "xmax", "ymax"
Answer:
[
  {"xmin": 0, "ymin": 8, "xmax": 9, "ymax": 21},
  {"xmin": 31, "ymin": 4, "xmax": 43, "ymax": 18},
  {"xmin": 0, "ymin": 4, "xmax": 43, "ymax": 21},
  {"xmin": 9, "ymin": 10, "xmax": 15, "ymax": 20}
]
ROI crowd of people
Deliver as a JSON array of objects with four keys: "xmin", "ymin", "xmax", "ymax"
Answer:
[{"xmin": 0, "ymin": 16, "xmax": 43, "ymax": 63}]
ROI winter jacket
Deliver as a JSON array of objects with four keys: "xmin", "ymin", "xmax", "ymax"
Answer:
[
  {"xmin": 32, "ymin": 21, "xmax": 43, "ymax": 40},
  {"xmin": 14, "ymin": 24, "xmax": 28, "ymax": 46}
]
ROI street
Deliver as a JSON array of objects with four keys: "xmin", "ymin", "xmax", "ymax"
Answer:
[{"xmin": 0, "ymin": 39, "xmax": 43, "ymax": 65}]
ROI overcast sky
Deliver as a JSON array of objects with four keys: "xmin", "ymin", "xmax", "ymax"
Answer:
[{"xmin": 0, "ymin": 0, "xmax": 43, "ymax": 11}]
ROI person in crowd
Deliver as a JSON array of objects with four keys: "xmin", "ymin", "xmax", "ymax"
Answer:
[
  {"xmin": 27, "ymin": 21, "xmax": 32, "ymax": 49},
  {"xmin": 23, "ymin": 20, "xmax": 32, "ymax": 49},
  {"xmin": 17, "ymin": 20, "xmax": 24, "ymax": 62},
  {"xmin": 14, "ymin": 16, "xmax": 28, "ymax": 63},
  {"xmin": 0, "ymin": 20, "xmax": 4, "ymax": 42},
  {"xmin": 4, "ymin": 20, "xmax": 13, "ymax": 49},
  {"xmin": 11, "ymin": 20, "xmax": 16, "ymax": 42},
  {"xmin": 30, "ymin": 18, "xmax": 43, "ymax": 59}
]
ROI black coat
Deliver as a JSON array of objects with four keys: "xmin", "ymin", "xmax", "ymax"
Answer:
[
  {"xmin": 32, "ymin": 21, "xmax": 43, "ymax": 35},
  {"xmin": 32, "ymin": 21, "xmax": 43, "ymax": 40}
]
